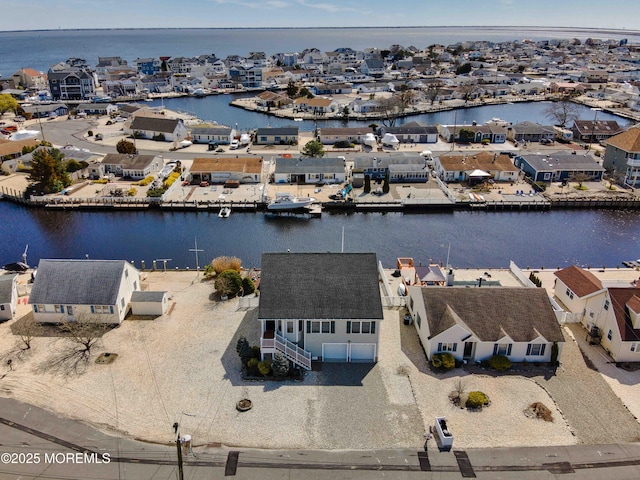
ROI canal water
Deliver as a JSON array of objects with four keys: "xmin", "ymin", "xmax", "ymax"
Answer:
[{"xmin": 1, "ymin": 200, "xmax": 638, "ymax": 271}]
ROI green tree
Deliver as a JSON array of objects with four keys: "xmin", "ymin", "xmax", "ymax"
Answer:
[
  {"xmin": 241, "ymin": 277, "xmax": 256, "ymax": 295},
  {"xmin": 214, "ymin": 269, "xmax": 243, "ymax": 298},
  {"xmin": 28, "ymin": 148, "xmax": 72, "ymax": 194},
  {"xmin": 286, "ymin": 80, "xmax": 298, "ymax": 98},
  {"xmin": 271, "ymin": 352, "xmax": 290, "ymax": 377},
  {"xmin": 116, "ymin": 139, "xmax": 137, "ymax": 154},
  {"xmin": 298, "ymin": 87, "xmax": 313, "ymax": 99},
  {"xmin": 236, "ymin": 336, "xmax": 253, "ymax": 367},
  {"xmin": 0, "ymin": 94, "xmax": 18, "ymax": 116},
  {"xmin": 458, "ymin": 128, "xmax": 475, "ymax": 144},
  {"xmin": 382, "ymin": 172, "xmax": 390, "ymax": 193},
  {"xmin": 301, "ymin": 140, "xmax": 325, "ymax": 157},
  {"xmin": 342, "ymin": 105, "xmax": 350, "ymax": 118},
  {"xmin": 455, "ymin": 62, "xmax": 472, "ymax": 75}
]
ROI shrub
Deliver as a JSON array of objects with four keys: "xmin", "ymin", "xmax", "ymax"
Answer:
[
  {"xmin": 106, "ymin": 120, "xmax": 113, "ymax": 125},
  {"xmin": 236, "ymin": 336, "xmax": 253, "ymax": 366},
  {"xmin": 146, "ymin": 187, "xmax": 166, "ymax": 197},
  {"xmin": 489, "ymin": 354, "xmax": 512, "ymax": 371},
  {"xmin": 466, "ymin": 391, "xmax": 489, "ymax": 409},
  {"xmin": 247, "ymin": 358, "xmax": 259, "ymax": 376},
  {"xmin": 87, "ymin": 130, "xmax": 93, "ymax": 137},
  {"xmin": 127, "ymin": 188, "xmax": 137, "ymax": 197},
  {"xmin": 431, "ymin": 352, "xmax": 456, "ymax": 370},
  {"xmin": 136, "ymin": 175, "xmax": 155, "ymax": 186},
  {"xmin": 257, "ymin": 359, "xmax": 271, "ymax": 376},
  {"xmin": 92, "ymin": 179, "xmax": 109, "ymax": 184},
  {"xmin": 242, "ymin": 277, "xmax": 256, "ymax": 295},
  {"xmin": 65, "ymin": 159, "xmax": 83, "ymax": 173},
  {"xmin": 251, "ymin": 346, "xmax": 261, "ymax": 359},
  {"xmin": 214, "ymin": 269, "xmax": 243, "ymax": 298},
  {"xmin": 272, "ymin": 352, "xmax": 290, "ymax": 377},
  {"xmin": 333, "ymin": 140, "xmax": 353, "ymax": 148},
  {"xmin": 527, "ymin": 402, "xmax": 553, "ymax": 422},
  {"xmin": 152, "ymin": 133, "xmax": 165, "ymax": 141},
  {"xmin": 211, "ymin": 256, "xmax": 242, "ymax": 275}
]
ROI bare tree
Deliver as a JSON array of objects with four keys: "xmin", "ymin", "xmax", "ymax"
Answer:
[
  {"xmin": 544, "ymin": 96, "xmax": 580, "ymax": 128},
  {"xmin": 606, "ymin": 169, "xmax": 623, "ymax": 190},
  {"xmin": 13, "ymin": 316, "xmax": 42, "ymax": 351},
  {"xmin": 570, "ymin": 172, "xmax": 591, "ymax": 189},
  {"xmin": 43, "ymin": 317, "xmax": 112, "ymax": 375},
  {"xmin": 377, "ymin": 96, "xmax": 402, "ymax": 127},
  {"xmin": 425, "ymin": 81, "xmax": 443, "ymax": 105},
  {"xmin": 395, "ymin": 86, "xmax": 416, "ymax": 112},
  {"xmin": 458, "ymin": 83, "xmax": 481, "ymax": 104}
]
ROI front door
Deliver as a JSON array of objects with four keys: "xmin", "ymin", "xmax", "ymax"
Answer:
[
  {"xmin": 463, "ymin": 341, "xmax": 474, "ymax": 360},
  {"xmin": 66, "ymin": 305, "xmax": 73, "ymax": 316}
]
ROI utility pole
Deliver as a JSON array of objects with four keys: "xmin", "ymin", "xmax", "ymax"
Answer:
[{"xmin": 173, "ymin": 422, "xmax": 184, "ymax": 480}]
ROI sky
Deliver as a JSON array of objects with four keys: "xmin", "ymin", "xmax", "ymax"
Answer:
[{"xmin": 0, "ymin": 0, "xmax": 638, "ymax": 31}]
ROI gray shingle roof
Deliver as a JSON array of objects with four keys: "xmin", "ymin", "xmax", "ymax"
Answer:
[
  {"xmin": 130, "ymin": 116, "xmax": 180, "ymax": 133},
  {"xmin": 0, "ymin": 274, "xmax": 17, "ymax": 303},
  {"xmin": 29, "ymin": 260, "xmax": 132, "ymax": 306},
  {"xmin": 274, "ymin": 157, "xmax": 345, "ymax": 174},
  {"xmin": 255, "ymin": 127, "xmax": 299, "ymax": 136},
  {"xmin": 259, "ymin": 253, "xmax": 383, "ymax": 320},
  {"xmin": 131, "ymin": 291, "xmax": 167, "ymax": 302},
  {"xmin": 101, "ymin": 154, "xmax": 158, "ymax": 169},
  {"xmin": 419, "ymin": 287, "xmax": 564, "ymax": 343}
]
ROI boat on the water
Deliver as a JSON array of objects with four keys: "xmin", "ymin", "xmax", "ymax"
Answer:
[
  {"xmin": 218, "ymin": 207, "xmax": 231, "ymax": 218},
  {"xmin": 267, "ymin": 192, "xmax": 315, "ymax": 211}
]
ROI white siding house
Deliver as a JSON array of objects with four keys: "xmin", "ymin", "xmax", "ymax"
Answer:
[
  {"xmin": 0, "ymin": 274, "xmax": 19, "ymax": 321},
  {"xmin": 407, "ymin": 287, "xmax": 565, "ymax": 363},
  {"xmin": 29, "ymin": 260, "xmax": 141, "ymax": 324}
]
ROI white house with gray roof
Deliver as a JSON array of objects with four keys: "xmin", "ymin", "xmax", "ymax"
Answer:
[
  {"xmin": 406, "ymin": 287, "xmax": 565, "ymax": 363},
  {"xmin": 29, "ymin": 259, "xmax": 141, "ymax": 324},
  {"xmin": 258, "ymin": 253, "xmax": 383, "ymax": 368},
  {"xmin": 101, "ymin": 153, "xmax": 163, "ymax": 179},
  {"xmin": 0, "ymin": 274, "xmax": 18, "ymax": 321},
  {"xmin": 127, "ymin": 116, "xmax": 188, "ymax": 142},
  {"xmin": 273, "ymin": 156, "xmax": 346, "ymax": 184},
  {"xmin": 190, "ymin": 126, "xmax": 237, "ymax": 144}
]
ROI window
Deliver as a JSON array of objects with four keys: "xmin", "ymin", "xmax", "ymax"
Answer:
[
  {"xmin": 565, "ymin": 288, "xmax": 574, "ymax": 300},
  {"xmin": 346, "ymin": 321, "xmax": 376, "ymax": 334},
  {"xmin": 526, "ymin": 343, "xmax": 546, "ymax": 356},
  {"xmin": 604, "ymin": 299, "xmax": 610, "ymax": 311},
  {"xmin": 493, "ymin": 343, "xmax": 513, "ymax": 356},
  {"xmin": 54, "ymin": 305, "xmax": 65, "ymax": 314},
  {"xmin": 287, "ymin": 322, "xmax": 294, "ymax": 333},
  {"xmin": 416, "ymin": 313, "xmax": 421, "ymax": 328},
  {"xmin": 607, "ymin": 329, "xmax": 613, "ymax": 341},
  {"xmin": 437, "ymin": 342, "xmax": 457, "ymax": 352},
  {"xmin": 308, "ymin": 321, "xmax": 335, "ymax": 334},
  {"xmin": 0, "ymin": 305, "xmax": 4, "ymax": 311},
  {"xmin": 120, "ymin": 297, "xmax": 125, "ymax": 308},
  {"xmin": 91, "ymin": 305, "xmax": 114, "ymax": 314},
  {"xmin": 631, "ymin": 343, "xmax": 640, "ymax": 352}
]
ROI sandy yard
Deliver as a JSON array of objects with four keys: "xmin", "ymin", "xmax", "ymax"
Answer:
[{"xmin": 0, "ymin": 270, "xmax": 578, "ymax": 450}]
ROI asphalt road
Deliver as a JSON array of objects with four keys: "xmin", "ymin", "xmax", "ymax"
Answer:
[{"xmin": 1, "ymin": 397, "xmax": 640, "ymax": 480}]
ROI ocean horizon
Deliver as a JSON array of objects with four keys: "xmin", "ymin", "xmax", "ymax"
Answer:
[{"xmin": 2, "ymin": 25, "xmax": 640, "ymax": 78}]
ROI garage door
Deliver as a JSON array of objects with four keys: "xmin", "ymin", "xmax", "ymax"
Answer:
[
  {"xmin": 350, "ymin": 343, "xmax": 376, "ymax": 362},
  {"xmin": 323, "ymin": 343, "xmax": 348, "ymax": 362}
]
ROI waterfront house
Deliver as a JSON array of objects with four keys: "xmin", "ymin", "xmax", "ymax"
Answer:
[
  {"xmin": 378, "ymin": 122, "xmax": 439, "ymax": 144},
  {"xmin": 0, "ymin": 274, "xmax": 19, "ymax": 321},
  {"xmin": 76, "ymin": 103, "xmax": 118, "ymax": 116},
  {"xmin": 571, "ymin": 120, "xmax": 624, "ymax": 144},
  {"xmin": 101, "ymin": 153, "xmax": 163, "ymax": 179},
  {"xmin": 310, "ymin": 83, "xmax": 353, "ymax": 95},
  {"xmin": 127, "ymin": 116, "xmax": 188, "ymax": 142},
  {"xmin": 254, "ymin": 91, "xmax": 292, "ymax": 109},
  {"xmin": 255, "ymin": 127, "xmax": 299, "ymax": 145},
  {"xmin": 406, "ymin": 287, "xmax": 565, "ymax": 363},
  {"xmin": 360, "ymin": 58, "xmax": 385, "ymax": 78},
  {"xmin": 604, "ymin": 126, "xmax": 640, "ymax": 187},
  {"xmin": 22, "ymin": 103, "xmax": 69, "ymax": 119},
  {"xmin": 29, "ymin": 259, "xmax": 141, "ymax": 324},
  {"xmin": 189, "ymin": 157, "xmax": 263, "ymax": 184},
  {"xmin": 258, "ymin": 253, "xmax": 383, "ymax": 367},
  {"xmin": 190, "ymin": 126, "xmax": 236, "ymax": 144},
  {"xmin": 10, "ymin": 68, "xmax": 48, "ymax": 90},
  {"xmin": 353, "ymin": 154, "xmax": 429, "ymax": 182},
  {"xmin": 318, "ymin": 127, "xmax": 371, "ymax": 146},
  {"xmin": 273, "ymin": 156, "xmax": 345, "ymax": 184},
  {"xmin": 434, "ymin": 152, "xmax": 518, "ymax": 183},
  {"xmin": 229, "ymin": 65, "xmax": 262, "ymax": 88},
  {"xmin": 509, "ymin": 121, "xmax": 556, "ymax": 143},
  {"xmin": 513, "ymin": 151, "xmax": 604, "ymax": 183},
  {"xmin": 133, "ymin": 57, "xmax": 162, "ymax": 76},
  {"xmin": 0, "ymin": 139, "xmax": 39, "ymax": 168},
  {"xmin": 47, "ymin": 62, "xmax": 95, "ymax": 101},
  {"xmin": 293, "ymin": 97, "xmax": 338, "ymax": 115},
  {"xmin": 554, "ymin": 266, "xmax": 640, "ymax": 362}
]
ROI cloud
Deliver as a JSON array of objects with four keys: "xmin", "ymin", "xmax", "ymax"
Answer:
[
  {"xmin": 295, "ymin": 0, "xmax": 359, "ymax": 13},
  {"xmin": 209, "ymin": 0, "xmax": 289, "ymax": 8}
]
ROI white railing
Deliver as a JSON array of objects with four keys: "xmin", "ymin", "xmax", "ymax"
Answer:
[
  {"xmin": 238, "ymin": 296, "xmax": 259, "ymax": 310},
  {"xmin": 272, "ymin": 333, "xmax": 312, "ymax": 370},
  {"xmin": 382, "ymin": 296, "xmax": 406, "ymax": 307}
]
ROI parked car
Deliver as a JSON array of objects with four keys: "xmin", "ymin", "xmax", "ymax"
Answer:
[
  {"xmin": 199, "ymin": 181, "xmax": 209, "ymax": 187},
  {"xmin": 229, "ymin": 140, "xmax": 239, "ymax": 150}
]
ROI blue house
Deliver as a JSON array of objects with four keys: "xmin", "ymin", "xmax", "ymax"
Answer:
[{"xmin": 513, "ymin": 152, "xmax": 605, "ymax": 183}]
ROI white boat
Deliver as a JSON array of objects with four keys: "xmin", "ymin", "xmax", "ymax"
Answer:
[
  {"xmin": 218, "ymin": 207, "xmax": 231, "ymax": 218},
  {"xmin": 363, "ymin": 133, "xmax": 377, "ymax": 148},
  {"xmin": 267, "ymin": 192, "xmax": 315, "ymax": 211}
]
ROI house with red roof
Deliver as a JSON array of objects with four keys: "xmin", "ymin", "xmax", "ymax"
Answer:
[{"xmin": 554, "ymin": 266, "xmax": 640, "ymax": 362}]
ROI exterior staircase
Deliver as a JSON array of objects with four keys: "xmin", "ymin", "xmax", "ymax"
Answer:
[{"xmin": 261, "ymin": 332, "xmax": 312, "ymax": 370}]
